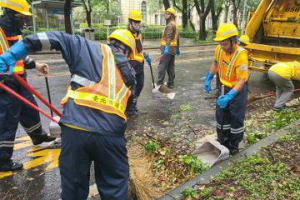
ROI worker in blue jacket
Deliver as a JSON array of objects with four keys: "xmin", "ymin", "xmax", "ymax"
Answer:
[
  {"xmin": 0, "ymin": 0, "xmax": 55, "ymax": 172},
  {"xmin": 0, "ymin": 29, "xmax": 136, "ymax": 199},
  {"xmin": 126, "ymin": 10, "xmax": 152, "ymax": 115}
]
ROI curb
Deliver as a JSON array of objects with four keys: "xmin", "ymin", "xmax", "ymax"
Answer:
[
  {"xmin": 158, "ymin": 119, "xmax": 300, "ymax": 200},
  {"xmin": 30, "ymin": 43, "xmax": 217, "ymax": 55}
]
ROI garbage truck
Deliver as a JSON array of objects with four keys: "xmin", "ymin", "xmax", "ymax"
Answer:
[{"xmin": 245, "ymin": 0, "xmax": 300, "ymax": 72}]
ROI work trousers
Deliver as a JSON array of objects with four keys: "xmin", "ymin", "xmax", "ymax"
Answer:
[
  {"xmin": 268, "ymin": 70, "xmax": 294, "ymax": 108},
  {"xmin": 156, "ymin": 54, "xmax": 175, "ymax": 87},
  {"xmin": 216, "ymin": 83, "xmax": 248, "ymax": 152},
  {"xmin": 0, "ymin": 78, "xmax": 42, "ymax": 165},
  {"xmin": 126, "ymin": 61, "xmax": 145, "ymax": 113},
  {"xmin": 59, "ymin": 126, "xmax": 129, "ymax": 200}
]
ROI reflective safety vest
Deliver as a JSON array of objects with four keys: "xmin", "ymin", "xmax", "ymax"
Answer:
[
  {"xmin": 216, "ymin": 45, "xmax": 246, "ymax": 88},
  {"xmin": 161, "ymin": 21, "xmax": 179, "ymax": 47},
  {"xmin": 61, "ymin": 44, "xmax": 131, "ymax": 121},
  {"xmin": 129, "ymin": 34, "xmax": 144, "ymax": 63},
  {"xmin": 0, "ymin": 27, "xmax": 24, "ymax": 75}
]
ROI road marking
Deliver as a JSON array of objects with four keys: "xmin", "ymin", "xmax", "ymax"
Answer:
[{"xmin": 0, "ymin": 138, "xmax": 60, "ymax": 179}]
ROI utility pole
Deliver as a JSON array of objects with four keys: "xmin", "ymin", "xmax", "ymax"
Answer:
[{"xmin": 241, "ymin": 0, "xmax": 247, "ymax": 34}]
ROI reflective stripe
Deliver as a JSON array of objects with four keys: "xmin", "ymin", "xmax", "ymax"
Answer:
[
  {"xmin": 226, "ymin": 47, "xmax": 244, "ymax": 79},
  {"xmin": 104, "ymin": 44, "xmax": 115, "ymax": 100},
  {"xmin": 111, "ymin": 31, "xmax": 135, "ymax": 50},
  {"xmin": 66, "ymin": 90, "xmax": 126, "ymax": 113},
  {"xmin": 0, "ymin": 28, "xmax": 9, "ymax": 53},
  {"xmin": 23, "ymin": 122, "xmax": 41, "ymax": 133},
  {"xmin": 0, "ymin": 141, "xmax": 15, "ymax": 144},
  {"xmin": 116, "ymin": 84, "xmax": 128, "ymax": 102},
  {"xmin": 37, "ymin": 32, "xmax": 51, "ymax": 51},
  {"xmin": 231, "ymin": 127, "xmax": 244, "ymax": 134},
  {"xmin": 71, "ymin": 74, "xmax": 96, "ymax": 86},
  {"xmin": 0, "ymin": 144, "xmax": 14, "ymax": 148},
  {"xmin": 219, "ymin": 29, "xmax": 238, "ymax": 36}
]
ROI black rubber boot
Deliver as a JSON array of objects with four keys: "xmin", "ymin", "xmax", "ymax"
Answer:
[
  {"xmin": 0, "ymin": 161, "xmax": 23, "ymax": 172},
  {"xmin": 28, "ymin": 130, "xmax": 56, "ymax": 145}
]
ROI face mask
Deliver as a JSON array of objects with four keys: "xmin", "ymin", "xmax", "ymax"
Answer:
[{"xmin": 133, "ymin": 25, "xmax": 141, "ymax": 33}]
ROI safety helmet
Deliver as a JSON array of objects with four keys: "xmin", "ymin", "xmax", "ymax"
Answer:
[
  {"xmin": 108, "ymin": 29, "xmax": 135, "ymax": 53},
  {"xmin": 128, "ymin": 10, "xmax": 142, "ymax": 22},
  {"xmin": 239, "ymin": 35, "xmax": 250, "ymax": 45},
  {"xmin": 214, "ymin": 23, "xmax": 239, "ymax": 42},
  {"xmin": 0, "ymin": 0, "xmax": 32, "ymax": 16},
  {"xmin": 165, "ymin": 7, "xmax": 176, "ymax": 16}
]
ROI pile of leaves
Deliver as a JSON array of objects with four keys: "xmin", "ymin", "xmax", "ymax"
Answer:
[{"xmin": 181, "ymin": 127, "xmax": 300, "ymax": 199}]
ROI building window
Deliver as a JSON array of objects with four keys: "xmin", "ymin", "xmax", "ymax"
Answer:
[
  {"xmin": 141, "ymin": 1, "xmax": 147, "ymax": 22},
  {"xmin": 155, "ymin": 14, "xmax": 158, "ymax": 25},
  {"xmin": 160, "ymin": 13, "xmax": 166, "ymax": 25}
]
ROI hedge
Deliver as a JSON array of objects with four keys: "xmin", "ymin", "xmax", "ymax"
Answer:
[{"xmin": 21, "ymin": 26, "xmax": 201, "ymax": 40}]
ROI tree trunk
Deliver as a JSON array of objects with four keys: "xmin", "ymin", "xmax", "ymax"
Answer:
[
  {"xmin": 86, "ymin": 10, "xmax": 92, "ymax": 28},
  {"xmin": 163, "ymin": 0, "xmax": 170, "ymax": 9},
  {"xmin": 224, "ymin": 6, "xmax": 229, "ymax": 23},
  {"xmin": 199, "ymin": 17, "xmax": 206, "ymax": 40},
  {"xmin": 64, "ymin": 0, "xmax": 72, "ymax": 34},
  {"xmin": 211, "ymin": 3, "xmax": 217, "ymax": 33},
  {"xmin": 182, "ymin": 0, "xmax": 188, "ymax": 29},
  {"xmin": 232, "ymin": 6, "xmax": 238, "ymax": 27}
]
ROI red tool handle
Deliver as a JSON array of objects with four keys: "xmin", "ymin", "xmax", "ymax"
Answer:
[
  {"xmin": 12, "ymin": 73, "xmax": 62, "ymax": 117},
  {"xmin": 0, "ymin": 81, "xmax": 59, "ymax": 123}
]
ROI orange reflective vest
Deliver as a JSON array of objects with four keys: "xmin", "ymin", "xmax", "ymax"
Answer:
[
  {"xmin": 216, "ymin": 45, "xmax": 246, "ymax": 88},
  {"xmin": 0, "ymin": 27, "xmax": 24, "ymax": 75},
  {"xmin": 61, "ymin": 44, "xmax": 131, "ymax": 121},
  {"xmin": 129, "ymin": 34, "xmax": 144, "ymax": 63},
  {"xmin": 161, "ymin": 21, "xmax": 179, "ymax": 47}
]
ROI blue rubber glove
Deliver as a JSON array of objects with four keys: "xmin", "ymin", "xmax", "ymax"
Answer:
[
  {"xmin": 217, "ymin": 89, "xmax": 237, "ymax": 109},
  {"xmin": 204, "ymin": 72, "xmax": 214, "ymax": 93},
  {"xmin": 0, "ymin": 41, "xmax": 29, "ymax": 75},
  {"xmin": 144, "ymin": 53, "xmax": 152, "ymax": 66},
  {"xmin": 176, "ymin": 45, "xmax": 180, "ymax": 56},
  {"xmin": 164, "ymin": 44, "xmax": 170, "ymax": 55}
]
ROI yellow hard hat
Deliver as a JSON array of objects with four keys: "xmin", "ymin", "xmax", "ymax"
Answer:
[
  {"xmin": 214, "ymin": 23, "xmax": 239, "ymax": 42},
  {"xmin": 239, "ymin": 35, "xmax": 250, "ymax": 45},
  {"xmin": 0, "ymin": 0, "xmax": 32, "ymax": 16},
  {"xmin": 108, "ymin": 29, "xmax": 136, "ymax": 53},
  {"xmin": 165, "ymin": 7, "xmax": 176, "ymax": 16},
  {"xmin": 128, "ymin": 10, "xmax": 142, "ymax": 22}
]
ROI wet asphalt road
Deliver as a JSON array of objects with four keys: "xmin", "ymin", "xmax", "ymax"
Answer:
[{"xmin": 0, "ymin": 45, "xmax": 275, "ymax": 200}]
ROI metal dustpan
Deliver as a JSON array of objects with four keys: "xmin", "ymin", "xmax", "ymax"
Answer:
[
  {"xmin": 193, "ymin": 140, "xmax": 229, "ymax": 167},
  {"xmin": 49, "ymin": 116, "xmax": 61, "ymax": 138}
]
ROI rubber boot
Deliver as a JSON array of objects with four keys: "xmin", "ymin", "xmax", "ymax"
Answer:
[
  {"xmin": 126, "ymin": 98, "xmax": 138, "ymax": 116},
  {"xmin": 28, "ymin": 129, "xmax": 56, "ymax": 145}
]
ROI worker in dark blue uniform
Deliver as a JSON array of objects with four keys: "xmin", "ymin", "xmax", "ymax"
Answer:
[
  {"xmin": 0, "ymin": 29, "xmax": 136, "ymax": 199},
  {"xmin": 126, "ymin": 10, "xmax": 152, "ymax": 115},
  {"xmin": 0, "ymin": 0, "xmax": 55, "ymax": 172}
]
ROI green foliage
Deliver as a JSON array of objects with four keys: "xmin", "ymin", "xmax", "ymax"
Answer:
[
  {"xmin": 180, "ymin": 103, "xmax": 192, "ymax": 112},
  {"xmin": 246, "ymin": 130, "xmax": 268, "ymax": 145},
  {"xmin": 179, "ymin": 154, "xmax": 209, "ymax": 174},
  {"xmin": 173, "ymin": 114, "xmax": 185, "ymax": 120},
  {"xmin": 145, "ymin": 140, "xmax": 161, "ymax": 152},
  {"xmin": 269, "ymin": 109, "xmax": 300, "ymax": 129},
  {"xmin": 181, "ymin": 187, "xmax": 198, "ymax": 199}
]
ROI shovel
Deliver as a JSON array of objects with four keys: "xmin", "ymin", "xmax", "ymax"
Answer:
[{"xmin": 148, "ymin": 60, "xmax": 176, "ymax": 100}]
